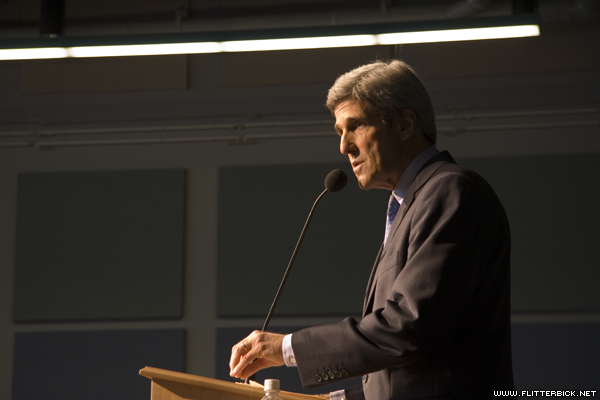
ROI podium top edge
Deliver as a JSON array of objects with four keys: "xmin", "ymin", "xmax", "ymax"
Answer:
[{"xmin": 139, "ymin": 366, "xmax": 323, "ymax": 400}]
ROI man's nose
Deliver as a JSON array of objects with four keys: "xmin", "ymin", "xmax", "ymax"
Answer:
[{"xmin": 339, "ymin": 131, "xmax": 353, "ymax": 155}]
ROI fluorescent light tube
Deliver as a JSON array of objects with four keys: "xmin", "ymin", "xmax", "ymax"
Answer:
[
  {"xmin": 0, "ymin": 47, "xmax": 68, "ymax": 60},
  {"xmin": 0, "ymin": 23, "xmax": 540, "ymax": 61},
  {"xmin": 221, "ymin": 34, "xmax": 377, "ymax": 52},
  {"xmin": 69, "ymin": 42, "xmax": 222, "ymax": 58},
  {"xmin": 377, "ymin": 24, "xmax": 540, "ymax": 45}
]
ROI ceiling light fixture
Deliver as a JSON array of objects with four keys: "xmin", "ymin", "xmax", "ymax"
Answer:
[{"xmin": 0, "ymin": 15, "xmax": 540, "ymax": 61}]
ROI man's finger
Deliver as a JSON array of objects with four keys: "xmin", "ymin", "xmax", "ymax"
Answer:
[
  {"xmin": 229, "ymin": 343, "xmax": 241, "ymax": 371},
  {"xmin": 231, "ymin": 347, "xmax": 258, "ymax": 379},
  {"xmin": 229, "ymin": 339, "xmax": 252, "ymax": 373},
  {"xmin": 237, "ymin": 358, "xmax": 268, "ymax": 380}
]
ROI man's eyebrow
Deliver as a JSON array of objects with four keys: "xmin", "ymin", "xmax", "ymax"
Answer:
[
  {"xmin": 334, "ymin": 117, "xmax": 362, "ymax": 133},
  {"xmin": 344, "ymin": 117, "xmax": 362, "ymax": 126}
]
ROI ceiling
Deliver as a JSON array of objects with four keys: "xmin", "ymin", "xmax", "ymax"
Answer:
[{"xmin": 0, "ymin": 0, "xmax": 597, "ymax": 42}]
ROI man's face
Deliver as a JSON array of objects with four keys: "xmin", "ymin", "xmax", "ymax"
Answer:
[{"xmin": 334, "ymin": 100, "xmax": 404, "ymax": 191}]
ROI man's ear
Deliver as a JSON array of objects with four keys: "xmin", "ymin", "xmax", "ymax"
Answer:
[{"xmin": 398, "ymin": 109, "xmax": 417, "ymax": 140}]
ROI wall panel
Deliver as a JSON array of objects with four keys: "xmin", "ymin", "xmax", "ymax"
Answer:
[{"xmin": 13, "ymin": 169, "xmax": 186, "ymax": 321}]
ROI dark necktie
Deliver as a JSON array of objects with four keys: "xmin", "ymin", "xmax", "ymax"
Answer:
[{"xmin": 385, "ymin": 194, "xmax": 400, "ymax": 245}]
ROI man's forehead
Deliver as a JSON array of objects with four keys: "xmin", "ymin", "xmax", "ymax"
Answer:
[{"xmin": 334, "ymin": 100, "xmax": 368, "ymax": 121}]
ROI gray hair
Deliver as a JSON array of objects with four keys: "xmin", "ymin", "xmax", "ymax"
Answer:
[{"xmin": 326, "ymin": 60, "xmax": 437, "ymax": 144}]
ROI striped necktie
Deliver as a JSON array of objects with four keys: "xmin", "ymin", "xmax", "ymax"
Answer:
[{"xmin": 384, "ymin": 194, "xmax": 400, "ymax": 245}]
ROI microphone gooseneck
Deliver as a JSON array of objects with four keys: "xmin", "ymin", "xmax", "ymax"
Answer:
[
  {"xmin": 245, "ymin": 169, "xmax": 347, "ymax": 384},
  {"xmin": 260, "ymin": 168, "xmax": 347, "ymax": 332}
]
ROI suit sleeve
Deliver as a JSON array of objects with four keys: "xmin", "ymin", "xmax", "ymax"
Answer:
[
  {"xmin": 344, "ymin": 385, "xmax": 366, "ymax": 400},
  {"xmin": 291, "ymin": 168, "xmax": 510, "ymax": 390}
]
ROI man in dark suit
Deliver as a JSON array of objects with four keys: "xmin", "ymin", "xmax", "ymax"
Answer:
[{"xmin": 230, "ymin": 60, "xmax": 514, "ymax": 399}]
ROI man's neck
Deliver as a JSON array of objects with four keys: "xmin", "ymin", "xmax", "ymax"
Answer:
[{"xmin": 392, "ymin": 145, "xmax": 439, "ymax": 202}]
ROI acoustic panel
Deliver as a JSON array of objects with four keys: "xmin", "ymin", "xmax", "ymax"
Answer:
[
  {"xmin": 12, "ymin": 329, "xmax": 185, "ymax": 400},
  {"xmin": 458, "ymin": 153, "xmax": 600, "ymax": 312},
  {"xmin": 218, "ymin": 153, "xmax": 600, "ymax": 316},
  {"xmin": 512, "ymin": 323, "xmax": 600, "ymax": 391},
  {"xmin": 13, "ymin": 169, "xmax": 186, "ymax": 321},
  {"xmin": 217, "ymin": 163, "xmax": 388, "ymax": 317},
  {"xmin": 21, "ymin": 56, "xmax": 188, "ymax": 93}
]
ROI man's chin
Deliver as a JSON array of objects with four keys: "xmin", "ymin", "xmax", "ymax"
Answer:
[
  {"xmin": 356, "ymin": 176, "xmax": 392, "ymax": 191},
  {"xmin": 356, "ymin": 178, "xmax": 371, "ymax": 191}
]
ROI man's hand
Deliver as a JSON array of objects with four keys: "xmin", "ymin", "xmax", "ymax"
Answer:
[{"xmin": 229, "ymin": 330, "xmax": 286, "ymax": 380}]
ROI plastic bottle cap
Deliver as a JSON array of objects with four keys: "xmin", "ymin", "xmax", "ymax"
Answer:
[{"xmin": 264, "ymin": 379, "xmax": 280, "ymax": 391}]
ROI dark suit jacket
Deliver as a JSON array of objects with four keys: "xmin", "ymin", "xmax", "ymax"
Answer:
[{"xmin": 292, "ymin": 151, "xmax": 514, "ymax": 399}]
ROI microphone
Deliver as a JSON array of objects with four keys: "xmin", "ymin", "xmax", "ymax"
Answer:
[
  {"xmin": 324, "ymin": 168, "xmax": 348, "ymax": 193},
  {"xmin": 245, "ymin": 169, "xmax": 347, "ymax": 383}
]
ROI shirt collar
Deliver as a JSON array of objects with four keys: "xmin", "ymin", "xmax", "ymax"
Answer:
[{"xmin": 392, "ymin": 146, "xmax": 439, "ymax": 204}]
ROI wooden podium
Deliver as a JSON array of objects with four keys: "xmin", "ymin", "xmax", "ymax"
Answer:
[{"xmin": 140, "ymin": 366, "xmax": 322, "ymax": 400}]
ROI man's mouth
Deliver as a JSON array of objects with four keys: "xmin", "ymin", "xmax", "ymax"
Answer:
[{"xmin": 351, "ymin": 160, "xmax": 363, "ymax": 172}]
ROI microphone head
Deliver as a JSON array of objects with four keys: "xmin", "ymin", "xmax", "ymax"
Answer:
[{"xmin": 324, "ymin": 169, "xmax": 348, "ymax": 192}]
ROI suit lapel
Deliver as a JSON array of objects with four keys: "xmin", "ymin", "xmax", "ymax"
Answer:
[
  {"xmin": 362, "ymin": 151, "xmax": 456, "ymax": 316},
  {"xmin": 386, "ymin": 151, "xmax": 455, "ymax": 246},
  {"xmin": 363, "ymin": 243, "xmax": 383, "ymax": 315}
]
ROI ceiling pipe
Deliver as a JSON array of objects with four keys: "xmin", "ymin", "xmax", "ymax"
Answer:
[
  {"xmin": 2, "ymin": 107, "xmax": 598, "ymax": 139},
  {"xmin": 1, "ymin": 119, "xmax": 598, "ymax": 150},
  {"xmin": 538, "ymin": 0, "xmax": 600, "ymax": 22},
  {"xmin": 447, "ymin": 0, "xmax": 493, "ymax": 18},
  {"xmin": 40, "ymin": 0, "xmax": 65, "ymax": 37}
]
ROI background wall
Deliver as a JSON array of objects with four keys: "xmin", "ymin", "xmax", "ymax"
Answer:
[{"xmin": 1, "ymin": 3, "xmax": 599, "ymax": 399}]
